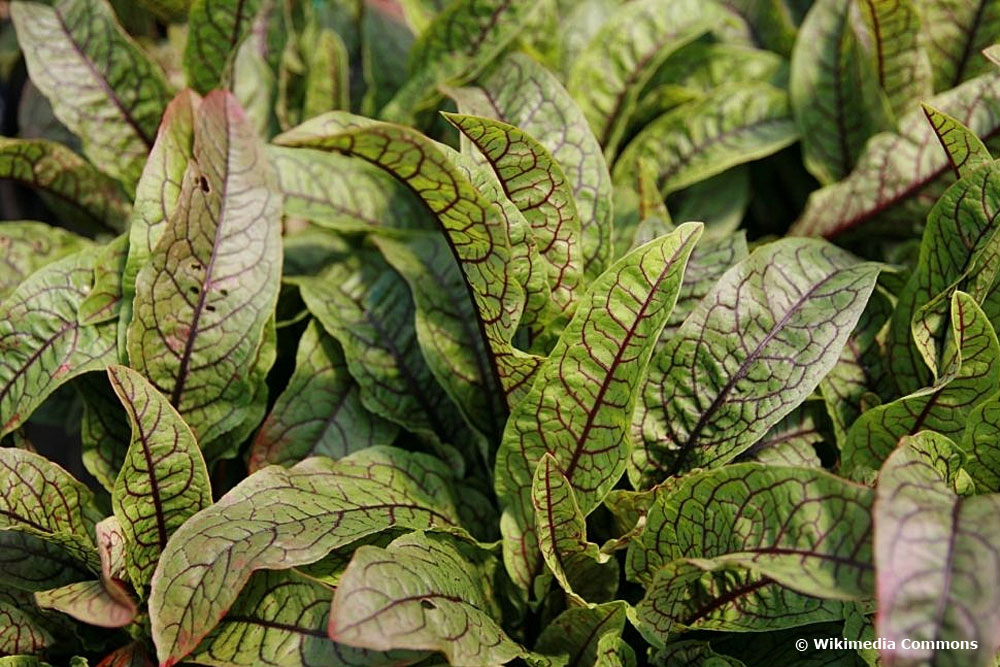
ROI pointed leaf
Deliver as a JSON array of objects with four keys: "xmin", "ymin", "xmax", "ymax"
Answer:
[
  {"xmin": 34, "ymin": 580, "xmax": 136, "ymax": 629},
  {"xmin": 0, "ymin": 249, "xmax": 118, "ymax": 437},
  {"xmin": 0, "ymin": 222, "xmax": 92, "ymax": 300},
  {"xmin": 923, "ymin": 103, "xmax": 994, "ymax": 178},
  {"xmin": 495, "ymin": 223, "xmax": 702, "ymax": 588},
  {"xmin": 148, "ymin": 447, "xmax": 463, "ymax": 666},
  {"xmin": 534, "ymin": 602, "xmax": 627, "ymax": 667},
  {"xmin": 627, "ymin": 464, "xmax": 875, "ymax": 599},
  {"xmin": 844, "ymin": 292, "xmax": 1000, "ymax": 473},
  {"xmin": 632, "ymin": 239, "xmax": 880, "ymax": 487},
  {"xmin": 183, "ymin": 0, "xmax": 262, "ymax": 94},
  {"xmin": 790, "ymin": 72, "xmax": 1000, "ymax": 238},
  {"xmin": 329, "ymin": 532, "xmax": 525, "ymax": 665},
  {"xmin": 917, "ymin": 0, "xmax": 1000, "ymax": 90},
  {"xmin": 248, "ymin": 320, "xmax": 398, "ymax": 471},
  {"xmin": 875, "ymin": 431, "xmax": 1000, "ymax": 665},
  {"xmin": 127, "ymin": 91, "xmax": 282, "ymax": 447},
  {"xmin": 613, "ymin": 83, "xmax": 798, "ymax": 196},
  {"xmin": 107, "ymin": 365, "xmax": 212, "ymax": 590},
  {"xmin": 11, "ymin": 0, "xmax": 173, "ymax": 193},
  {"xmin": 855, "ymin": 0, "xmax": 933, "ymax": 118}
]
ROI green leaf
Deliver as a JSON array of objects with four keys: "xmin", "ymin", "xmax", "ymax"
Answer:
[
  {"xmin": 923, "ymin": 102, "xmax": 994, "ymax": 178},
  {"xmin": 77, "ymin": 373, "xmax": 131, "ymax": 493},
  {"xmin": 248, "ymin": 319, "xmax": 398, "ymax": 471},
  {"xmin": 789, "ymin": 0, "xmax": 890, "ymax": 184},
  {"xmin": 360, "ymin": 3, "xmax": 413, "ymax": 117},
  {"xmin": 34, "ymin": 579, "xmax": 136, "ymax": 629},
  {"xmin": 632, "ymin": 239, "xmax": 880, "ymax": 487},
  {"xmin": 373, "ymin": 233, "xmax": 507, "ymax": 443},
  {"xmin": 0, "ymin": 589, "xmax": 60, "ymax": 656},
  {"xmin": 844, "ymin": 292, "xmax": 1000, "ymax": 474},
  {"xmin": 917, "ymin": 0, "xmax": 1000, "ymax": 90},
  {"xmin": 595, "ymin": 633, "xmax": 636, "ymax": 667},
  {"xmin": 274, "ymin": 114, "xmax": 541, "ymax": 407},
  {"xmin": 445, "ymin": 53, "xmax": 614, "ymax": 280},
  {"xmin": 0, "ymin": 249, "xmax": 118, "ymax": 437},
  {"xmin": 627, "ymin": 464, "xmax": 875, "ymax": 598},
  {"xmin": 875, "ymin": 431, "xmax": 1000, "ymax": 666},
  {"xmin": 662, "ymin": 232, "xmax": 750, "ymax": 336},
  {"xmin": 0, "ymin": 222, "xmax": 92, "ymax": 300},
  {"xmin": 77, "ymin": 234, "xmax": 127, "ymax": 326},
  {"xmin": 329, "ymin": 531, "xmax": 526, "ymax": 665},
  {"xmin": 127, "ymin": 91, "xmax": 282, "ymax": 447},
  {"xmin": 304, "ymin": 28, "xmax": 350, "ymax": 120},
  {"xmin": 495, "ymin": 223, "xmax": 702, "ymax": 589},
  {"xmin": 11, "ymin": 0, "xmax": 173, "ymax": 193},
  {"xmin": 715, "ymin": 0, "xmax": 799, "ymax": 56},
  {"xmin": 962, "ymin": 390, "xmax": 1000, "ymax": 492},
  {"xmin": 107, "ymin": 365, "xmax": 211, "ymax": 591},
  {"xmin": 739, "ymin": 402, "xmax": 825, "ymax": 468},
  {"xmin": 534, "ymin": 602, "xmax": 628, "ymax": 667},
  {"xmin": 651, "ymin": 640, "xmax": 747, "ymax": 667},
  {"xmin": 790, "ymin": 72, "xmax": 1000, "ymax": 239},
  {"xmin": 445, "ymin": 112, "xmax": 585, "ymax": 321},
  {"xmin": 614, "ymin": 83, "xmax": 798, "ymax": 197},
  {"xmin": 0, "ymin": 139, "xmax": 131, "ymax": 233},
  {"xmin": 0, "ymin": 531, "xmax": 96, "ymax": 593},
  {"xmin": 183, "ymin": 0, "xmax": 262, "ymax": 94},
  {"xmin": 148, "ymin": 447, "xmax": 463, "ymax": 666},
  {"xmin": 379, "ymin": 0, "xmax": 538, "ymax": 123},
  {"xmin": 566, "ymin": 0, "xmax": 719, "ymax": 158}
]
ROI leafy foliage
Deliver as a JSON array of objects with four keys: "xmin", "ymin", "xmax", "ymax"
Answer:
[{"xmin": 2, "ymin": 1, "xmax": 1000, "ymax": 666}]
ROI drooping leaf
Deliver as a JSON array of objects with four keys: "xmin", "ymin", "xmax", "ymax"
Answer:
[
  {"xmin": 107, "ymin": 365, "xmax": 212, "ymax": 590},
  {"xmin": 34, "ymin": 579, "xmax": 136, "ymax": 629},
  {"xmin": 329, "ymin": 531, "xmax": 526, "ymax": 665},
  {"xmin": 0, "ymin": 249, "xmax": 118, "ymax": 437},
  {"xmin": 614, "ymin": 83, "xmax": 798, "ymax": 196},
  {"xmin": 923, "ymin": 103, "xmax": 994, "ymax": 178},
  {"xmin": 632, "ymin": 238, "xmax": 880, "ymax": 487},
  {"xmin": 0, "ymin": 139, "xmax": 131, "ymax": 233},
  {"xmin": 534, "ymin": 602, "xmax": 628, "ymax": 667},
  {"xmin": 790, "ymin": 72, "xmax": 1000, "ymax": 239},
  {"xmin": 496, "ymin": 223, "xmax": 702, "ymax": 588},
  {"xmin": 0, "ymin": 222, "xmax": 92, "ymax": 300},
  {"xmin": 248, "ymin": 320, "xmax": 398, "ymax": 471},
  {"xmin": 917, "ymin": 0, "xmax": 1000, "ymax": 91},
  {"xmin": 627, "ymin": 464, "xmax": 875, "ymax": 600},
  {"xmin": 378, "ymin": 0, "xmax": 537, "ymax": 123},
  {"xmin": 95, "ymin": 516, "xmax": 127, "ymax": 584},
  {"xmin": 566, "ymin": 0, "xmax": 719, "ymax": 158},
  {"xmin": 10, "ymin": 0, "xmax": 173, "ymax": 193},
  {"xmin": 127, "ymin": 91, "xmax": 282, "ymax": 447},
  {"xmin": 875, "ymin": 431, "xmax": 1000, "ymax": 665},
  {"xmin": 148, "ymin": 447, "xmax": 463, "ymax": 666},
  {"xmin": 183, "ymin": 0, "xmax": 262, "ymax": 94},
  {"xmin": 844, "ymin": 292, "xmax": 1000, "ymax": 474}
]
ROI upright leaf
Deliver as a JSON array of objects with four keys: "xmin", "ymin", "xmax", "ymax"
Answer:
[
  {"xmin": 923, "ymin": 103, "xmax": 994, "ymax": 178},
  {"xmin": 495, "ymin": 223, "xmax": 702, "ymax": 589},
  {"xmin": 11, "ymin": 0, "xmax": 173, "ymax": 192},
  {"xmin": 107, "ymin": 365, "xmax": 212, "ymax": 590},
  {"xmin": 0, "ymin": 222, "xmax": 91, "ymax": 300},
  {"xmin": 632, "ymin": 239, "xmax": 880, "ymax": 487},
  {"xmin": 329, "ymin": 532, "xmax": 525, "ymax": 665},
  {"xmin": 128, "ymin": 91, "xmax": 282, "ymax": 447},
  {"xmin": 183, "ymin": 0, "xmax": 262, "ymax": 94},
  {"xmin": 917, "ymin": 0, "xmax": 1000, "ymax": 90},
  {"xmin": 534, "ymin": 603, "xmax": 628, "ymax": 667},
  {"xmin": 148, "ymin": 447, "xmax": 463, "ymax": 666}
]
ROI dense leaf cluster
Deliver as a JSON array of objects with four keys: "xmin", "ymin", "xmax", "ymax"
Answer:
[{"xmin": 0, "ymin": 0, "xmax": 999, "ymax": 666}]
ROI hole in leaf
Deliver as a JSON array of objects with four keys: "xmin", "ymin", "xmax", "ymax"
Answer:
[
  {"xmin": 191, "ymin": 262, "xmax": 202, "ymax": 272},
  {"xmin": 420, "ymin": 600, "xmax": 435, "ymax": 610},
  {"xmin": 189, "ymin": 286, "xmax": 199, "ymax": 295},
  {"xmin": 206, "ymin": 304, "xmax": 216, "ymax": 313},
  {"xmin": 199, "ymin": 176, "xmax": 210, "ymax": 193},
  {"xmin": 220, "ymin": 288, "xmax": 229, "ymax": 297}
]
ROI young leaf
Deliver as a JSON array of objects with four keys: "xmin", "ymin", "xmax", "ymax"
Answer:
[
  {"xmin": 613, "ymin": 83, "xmax": 798, "ymax": 196},
  {"xmin": 844, "ymin": 292, "xmax": 1000, "ymax": 474},
  {"xmin": 183, "ymin": 0, "xmax": 262, "ymax": 94},
  {"xmin": 875, "ymin": 431, "xmax": 1000, "ymax": 665},
  {"xmin": 566, "ymin": 0, "xmax": 719, "ymax": 158},
  {"xmin": 534, "ymin": 602, "xmax": 628, "ymax": 667},
  {"xmin": 495, "ymin": 223, "xmax": 702, "ymax": 589},
  {"xmin": 447, "ymin": 57, "xmax": 613, "ymax": 281},
  {"xmin": 627, "ymin": 464, "xmax": 875, "ymax": 599},
  {"xmin": 95, "ymin": 516, "xmax": 127, "ymax": 584},
  {"xmin": 923, "ymin": 103, "xmax": 994, "ymax": 178},
  {"xmin": 790, "ymin": 72, "xmax": 1000, "ymax": 238},
  {"xmin": 128, "ymin": 91, "xmax": 282, "ymax": 447},
  {"xmin": 148, "ymin": 447, "xmax": 463, "ymax": 666},
  {"xmin": 10, "ymin": 0, "xmax": 173, "ymax": 193},
  {"xmin": 0, "ymin": 249, "xmax": 118, "ymax": 437},
  {"xmin": 34, "ymin": 579, "xmax": 137, "ymax": 629},
  {"xmin": 0, "ymin": 222, "xmax": 92, "ymax": 300},
  {"xmin": 248, "ymin": 320, "xmax": 398, "ymax": 471},
  {"xmin": 107, "ymin": 365, "xmax": 212, "ymax": 590},
  {"xmin": 329, "ymin": 531, "xmax": 526, "ymax": 665},
  {"xmin": 632, "ymin": 239, "xmax": 880, "ymax": 487},
  {"xmin": 917, "ymin": 0, "xmax": 1000, "ymax": 90}
]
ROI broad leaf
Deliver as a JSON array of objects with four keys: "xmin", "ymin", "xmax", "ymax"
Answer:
[
  {"xmin": 962, "ymin": 391, "xmax": 1000, "ymax": 492},
  {"xmin": 495, "ymin": 223, "xmax": 702, "ymax": 588},
  {"xmin": 0, "ymin": 589, "xmax": 60, "ymax": 656},
  {"xmin": 0, "ymin": 140, "xmax": 130, "ymax": 233},
  {"xmin": 148, "ymin": 447, "xmax": 463, "ymax": 666},
  {"xmin": 329, "ymin": 531, "xmax": 525, "ymax": 665},
  {"xmin": 107, "ymin": 365, "xmax": 212, "ymax": 590},
  {"xmin": 0, "ymin": 222, "xmax": 92, "ymax": 299},
  {"xmin": 0, "ymin": 249, "xmax": 118, "ymax": 437},
  {"xmin": 917, "ymin": 0, "xmax": 1000, "ymax": 90},
  {"xmin": 183, "ymin": 0, "xmax": 262, "ymax": 94},
  {"xmin": 632, "ymin": 238, "xmax": 880, "ymax": 487},
  {"xmin": 662, "ymin": 232, "xmax": 750, "ymax": 336},
  {"xmin": 248, "ymin": 320, "xmax": 398, "ymax": 471},
  {"xmin": 34, "ymin": 579, "xmax": 136, "ymax": 629},
  {"xmin": 128, "ymin": 91, "xmax": 282, "ymax": 447},
  {"xmin": 875, "ymin": 431, "xmax": 1000, "ymax": 665},
  {"xmin": 0, "ymin": 531, "xmax": 95, "ymax": 592},
  {"xmin": 923, "ymin": 103, "xmax": 994, "ymax": 179},
  {"xmin": 738, "ymin": 402, "xmax": 825, "ymax": 468},
  {"xmin": 534, "ymin": 602, "xmax": 628, "ymax": 667},
  {"xmin": 11, "ymin": 0, "xmax": 173, "ymax": 193},
  {"xmin": 627, "ymin": 464, "xmax": 875, "ymax": 599}
]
